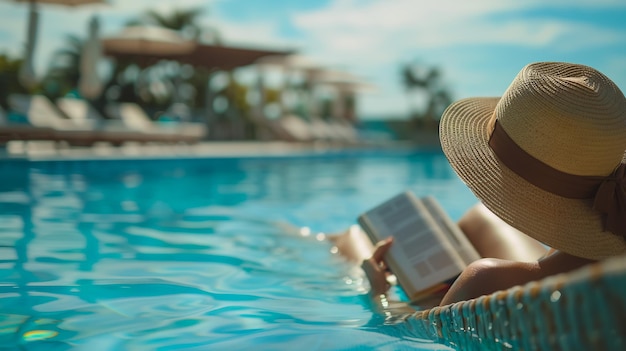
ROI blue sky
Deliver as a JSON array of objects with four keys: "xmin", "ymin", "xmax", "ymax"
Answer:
[{"xmin": 1, "ymin": 0, "xmax": 626, "ymax": 119}]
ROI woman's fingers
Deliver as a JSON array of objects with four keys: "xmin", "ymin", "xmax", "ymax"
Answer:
[
  {"xmin": 371, "ymin": 237, "xmax": 394, "ymax": 262},
  {"xmin": 361, "ymin": 237, "xmax": 394, "ymax": 294},
  {"xmin": 361, "ymin": 258, "xmax": 390, "ymax": 294}
]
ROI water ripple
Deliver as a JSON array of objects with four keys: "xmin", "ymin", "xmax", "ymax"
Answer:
[{"xmin": 0, "ymin": 153, "xmax": 475, "ymax": 350}]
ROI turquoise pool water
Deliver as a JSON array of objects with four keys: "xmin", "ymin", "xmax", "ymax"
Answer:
[{"xmin": 0, "ymin": 150, "xmax": 478, "ymax": 350}]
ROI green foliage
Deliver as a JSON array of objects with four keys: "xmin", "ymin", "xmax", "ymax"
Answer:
[
  {"xmin": 126, "ymin": 7, "xmax": 221, "ymax": 43},
  {"xmin": 41, "ymin": 34, "xmax": 83, "ymax": 99},
  {"xmin": 213, "ymin": 71, "xmax": 252, "ymax": 118},
  {"xmin": 0, "ymin": 54, "xmax": 28, "ymax": 107},
  {"xmin": 141, "ymin": 8, "xmax": 204, "ymax": 40},
  {"xmin": 401, "ymin": 62, "xmax": 453, "ymax": 130}
]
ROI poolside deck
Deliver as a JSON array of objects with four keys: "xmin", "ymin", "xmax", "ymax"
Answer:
[{"xmin": 0, "ymin": 139, "xmax": 429, "ymax": 162}]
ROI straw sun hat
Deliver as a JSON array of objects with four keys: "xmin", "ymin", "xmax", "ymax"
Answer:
[{"xmin": 440, "ymin": 62, "xmax": 626, "ymax": 260}]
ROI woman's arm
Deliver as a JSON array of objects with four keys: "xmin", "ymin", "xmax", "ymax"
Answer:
[{"xmin": 440, "ymin": 250, "xmax": 595, "ymax": 305}]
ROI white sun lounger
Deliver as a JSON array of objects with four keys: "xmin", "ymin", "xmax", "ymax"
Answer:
[{"xmin": 105, "ymin": 102, "xmax": 207, "ymax": 140}]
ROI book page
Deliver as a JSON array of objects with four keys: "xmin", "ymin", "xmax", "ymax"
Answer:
[
  {"xmin": 420, "ymin": 196, "xmax": 481, "ymax": 265},
  {"xmin": 358, "ymin": 191, "xmax": 467, "ymax": 299}
]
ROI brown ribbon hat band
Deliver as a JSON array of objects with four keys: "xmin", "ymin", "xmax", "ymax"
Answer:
[{"xmin": 489, "ymin": 120, "xmax": 626, "ymax": 239}]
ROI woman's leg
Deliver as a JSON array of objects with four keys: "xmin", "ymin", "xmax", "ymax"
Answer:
[
  {"xmin": 458, "ymin": 203, "xmax": 548, "ymax": 261},
  {"xmin": 327, "ymin": 225, "xmax": 375, "ymax": 263}
]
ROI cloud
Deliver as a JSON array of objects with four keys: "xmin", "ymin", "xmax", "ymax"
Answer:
[
  {"xmin": 208, "ymin": 18, "xmax": 296, "ymax": 49},
  {"xmin": 292, "ymin": 0, "xmax": 624, "ymax": 61},
  {"xmin": 285, "ymin": 0, "xmax": 626, "ymax": 117}
]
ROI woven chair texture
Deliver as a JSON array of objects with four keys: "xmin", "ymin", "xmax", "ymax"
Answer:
[{"xmin": 402, "ymin": 254, "xmax": 626, "ymax": 351}]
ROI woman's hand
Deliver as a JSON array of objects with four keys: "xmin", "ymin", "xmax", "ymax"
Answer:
[{"xmin": 361, "ymin": 237, "xmax": 394, "ymax": 295}]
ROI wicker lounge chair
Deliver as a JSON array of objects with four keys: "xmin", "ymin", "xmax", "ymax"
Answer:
[{"xmin": 402, "ymin": 254, "xmax": 626, "ymax": 350}]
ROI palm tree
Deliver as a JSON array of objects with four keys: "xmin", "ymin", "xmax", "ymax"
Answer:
[
  {"xmin": 129, "ymin": 7, "xmax": 221, "ymax": 43},
  {"xmin": 40, "ymin": 34, "xmax": 83, "ymax": 99},
  {"xmin": 401, "ymin": 63, "xmax": 453, "ymax": 130},
  {"xmin": 0, "ymin": 54, "xmax": 30, "ymax": 108},
  {"xmin": 140, "ymin": 8, "xmax": 202, "ymax": 41}
]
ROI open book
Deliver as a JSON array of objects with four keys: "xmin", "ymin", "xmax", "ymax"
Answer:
[{"xmin": 357, "ymin": 191, "xmax": 480, "ymax": 303}]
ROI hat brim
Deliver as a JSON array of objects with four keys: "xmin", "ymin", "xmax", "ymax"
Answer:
[{"xmin": 439, "ymin": 97, "xmax": 626, "ymax": 260}]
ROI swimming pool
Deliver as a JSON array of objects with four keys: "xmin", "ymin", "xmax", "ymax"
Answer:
[{"xmin": 0, "ymin": 149, "xmax": 478, "ymax": 350}]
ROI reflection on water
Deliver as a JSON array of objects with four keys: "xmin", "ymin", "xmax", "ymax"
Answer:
[{"xmin": 0, "ymin": 152, "xmax": 472, "ymax": 350}]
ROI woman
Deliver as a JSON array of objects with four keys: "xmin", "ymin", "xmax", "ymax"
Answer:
[{"xmin": 338, "ymin": 62, "xmax": 626, "ymax": 306}]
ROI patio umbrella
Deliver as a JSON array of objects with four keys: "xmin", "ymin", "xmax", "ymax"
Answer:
[
  {"xmin": 103, "ymin": 40, "xmax": 294, "ymax": 71},
  {"xmin": 78, "ymin": 15, "xmax": 103, "ymax": 99},
  {"xmin": 101, "ymin": 26, "xmax": 197, "ymax": 56},
  {"xmin": 14, "ymin": 0, "xmax": 108, "ymax": 89},
  {"xmin": 314, "ymin": 69, "xmax": 375, "ymax": 91},
  {"xmin": 255, "ymin": 54, "xmax": 320, "ymax": 71}
]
